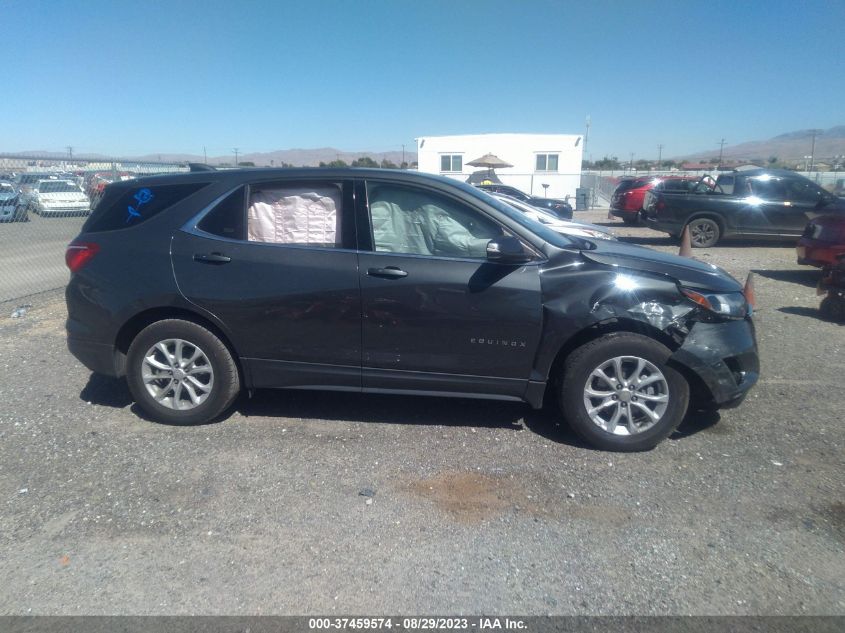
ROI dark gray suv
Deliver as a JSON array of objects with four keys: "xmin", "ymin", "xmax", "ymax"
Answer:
[{"xmin": 65, "ymin": 167, "xmax": 759, "ymax": 451}]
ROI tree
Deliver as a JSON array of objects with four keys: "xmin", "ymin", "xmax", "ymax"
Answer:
[
  {"xmin": 593, "ymin": 155, "xmax": 621, "ymax": 170},
  {"xmin": 237, "ymin": 161, "xmax": 255, "ymax": 167},
  {"xmin": 351, "ymin": 156, "xmax": 379, "ymax": 168},
  {"xmin": 319, "ymin": 159, "xmax": 348, "ymax": 168},
  {"xmin": 380, "ymin": 159, "xmax": 398, "ymax": 169}
]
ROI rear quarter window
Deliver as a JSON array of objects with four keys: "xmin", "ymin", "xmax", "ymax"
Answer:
[{"xmin": 84, "ymin": 182, "xmax": 209, "ymax": 232}]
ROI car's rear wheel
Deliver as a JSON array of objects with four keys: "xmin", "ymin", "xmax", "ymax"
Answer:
[
  {"xmin": 559, "ymin": 333, "xmax": 689, "ymax": 451},
  {"xmin": 126, "ymin": 319, "xmax": 240, "ymax": 425},
  {"xmin": 687, "ymin": 217, "xmax": 721, "ymax": 247},
  {"xmin": 622, "ymin": 215, "xmax": 639, "ymax": 226}
]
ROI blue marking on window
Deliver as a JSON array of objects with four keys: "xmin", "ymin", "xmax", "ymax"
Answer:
[{"xmin": 126, "ymin": 188, "xmax": 154, "ymax": 223}]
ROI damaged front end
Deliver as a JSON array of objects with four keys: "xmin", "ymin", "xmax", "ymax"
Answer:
[{"xmin": 537, "ymin": 255, "xmax": 759, "ymax": 410}]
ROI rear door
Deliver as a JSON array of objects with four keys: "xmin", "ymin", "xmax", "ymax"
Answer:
[
  {"xmin": 356, "ymin": 179, "xmax": 543, "ymax": 399},
  {"xmin": 745, "ymin": 176, "xmax": 814, "ymax": 235},
  {"xmin": 171, "ymin": 179, "xmax": 362, "ymax": 390}
]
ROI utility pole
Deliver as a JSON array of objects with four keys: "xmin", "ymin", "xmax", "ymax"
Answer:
[
  {"xmin": 657, "ymin": 144, "xmax": 664, "ymax": 170},
  {"xmin": 66, "ymin": 146, "xmax": 73, "ymax": 162},
  {"xmin": 629, "ymin": 152, "xmax": 635, "ymax": 172},
  {"xmin": 233, "ymin": 148, "xmax": 239, "ymax": 166},
  {"xmin": 203, "ymin": 146, "xmax": 207, "ymax": 164},
  {"xmin": 584, "ymin": 115, "xmax": 591, "ymax": 168},
  {"xmin": 717, "ymin": 138, "xmax": 726, "ymax": 169},
  {"xmin": 809, "ymin": 129, "xmax": 822, "ymax": 172},
  {"xmin": 402, "ymin": 144, "xmax": 405, "ymax": 167}
]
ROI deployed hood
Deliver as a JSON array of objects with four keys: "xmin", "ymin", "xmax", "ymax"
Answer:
[{"xmin": 579, "ymin": 239, "xmax": 742, "ymax": 292}]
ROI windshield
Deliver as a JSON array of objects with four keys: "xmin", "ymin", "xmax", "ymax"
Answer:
[
  {"xmin": 0, "ymin": 183, "xmax": 14, "ymax": 194},
  {"xmin": 454, "ymin": 180, "xmax": 578, "ymax": 249},
  {"xmin": 38, "ymin": 181, "xmax": 82, "ymax": 193}
]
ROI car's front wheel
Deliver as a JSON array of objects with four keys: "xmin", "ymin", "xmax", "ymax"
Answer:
[
  {"xmin": 559, "ymin": 333, "xmax": 689, "ymax": 451},
  {"xmin": 126, "ymin": 319, "xmax": 241, "ymax": 425}
]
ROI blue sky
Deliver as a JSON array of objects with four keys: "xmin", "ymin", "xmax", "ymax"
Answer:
[{"xmin": 4, "ymin": 0, "xmax": 842, "ymax": 160}]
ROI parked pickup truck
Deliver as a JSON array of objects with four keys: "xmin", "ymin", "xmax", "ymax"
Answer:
[{"xmin": 642, "ymin": 168, "xmax": 845, "ymax": 247}]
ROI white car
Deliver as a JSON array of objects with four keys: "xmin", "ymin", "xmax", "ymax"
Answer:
[
  {"xmin": 490, "ymin": 193, "xmax": 617, "ymax": 240},
  {"xmin": 28, "ymin": 179, "xmax": 91, "ymax": 216},
  {"xmin": 0, "ymin": 181, "xmax": 25, "ymax": 222}
]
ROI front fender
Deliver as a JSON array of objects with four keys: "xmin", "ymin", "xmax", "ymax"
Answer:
[{"xmin": 533, "ymin": 264, "xmax": 694, "ymax": 381}]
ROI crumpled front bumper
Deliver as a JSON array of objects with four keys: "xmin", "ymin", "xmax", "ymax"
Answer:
[{"xmin": 669, "ymin": 317, "xmax": 759, "ymax": 407}]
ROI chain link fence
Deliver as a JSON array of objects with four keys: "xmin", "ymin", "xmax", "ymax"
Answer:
[{"xmin": 0, "ymin": 155, "xmax": 187, "ymax": 305}]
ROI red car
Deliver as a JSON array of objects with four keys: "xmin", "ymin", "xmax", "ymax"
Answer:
[
  {"xmin": 797, "ymin": 214, "xmax": 845, "ymax": 268},
  {"xmin": 610, "ymin": 176, "xmax": 698, "ymax": 225}
]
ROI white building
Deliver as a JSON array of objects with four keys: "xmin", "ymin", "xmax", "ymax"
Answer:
[{"xmin": 415, "ymin": 133, "xmax": 583, "ymax": 199}]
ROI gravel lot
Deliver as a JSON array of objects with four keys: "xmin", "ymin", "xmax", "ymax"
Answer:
[{"xmin": 0, "ymin": 210, "xmax": 842, "ymax": 616}]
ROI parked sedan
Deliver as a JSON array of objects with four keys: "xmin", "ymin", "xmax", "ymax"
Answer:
[
  {"xmin": 66, "ymin": 168, "xmax": 758, "ymax": 452},
  {"xmin": 0, "ymin": 181, "xmax": 26, "ymax": 222},
  {"xmin": 475, "ymin": 183, "xmax": 573, "ymax": 220},
  {"xmin": 797, "ymin": 214, "xmax": 845, "ymax": 268},
  {"xmin": 27, "ymin": 179, "xmax": 91, "ymax": 216},
  {"xmin": 489, "ymin": 192, "xmax": 616, "ymax": 241}
]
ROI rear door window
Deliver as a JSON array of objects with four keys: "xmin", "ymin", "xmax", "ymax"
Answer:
[
  {"xmin": 749, "ymin": 178, "xmax": 787, "ymax": 201},
  {"xmin": 85, "ymin": 182, "xmax": 209, "ymax": 232},
  {"xmin": 247, "ymin": 181, "xmax": 348, "ymax": 248}
]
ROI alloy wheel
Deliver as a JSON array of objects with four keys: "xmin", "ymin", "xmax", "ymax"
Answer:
[
  {"xmin": 689, "ymin": 220, "xmax": 717, "ymax": 247},
  {"xmin": 141, "ymin": 339, "xmax": 214, "ymax": 410},
  {"xmin": 582, "ymin": 355, "xmax": 670, "ymax": 435}
]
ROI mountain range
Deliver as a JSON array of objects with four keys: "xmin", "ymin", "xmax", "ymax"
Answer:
[
  {"xmin": 680, "ymin": 126, "xmax": 845, "ymax": 162},
  {"xmin": 133, "ymin": 148, "xmax": 415, "ymax": 167}
]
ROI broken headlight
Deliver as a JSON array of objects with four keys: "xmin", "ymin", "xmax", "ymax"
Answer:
[{"xmin": 681, "ymin": 288, "xmax": 749, "ymax": 319}]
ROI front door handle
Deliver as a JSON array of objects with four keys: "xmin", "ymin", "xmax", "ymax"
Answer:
[
  {"xmin": 193, "ymin": 252, "xmax": 232, "ymax": 264},
  {"xmin": 367, "ymin": 266, "xmax": 408, "ymax": 279}
]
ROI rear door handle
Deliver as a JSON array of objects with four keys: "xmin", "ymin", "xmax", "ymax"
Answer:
[
  {"xmin": 367, "ymin": 266, "xmax": 408, "ymax": 279},
  {"xmin": 193, "ymin": 252, "xmax": 232, "ymax": 264}
]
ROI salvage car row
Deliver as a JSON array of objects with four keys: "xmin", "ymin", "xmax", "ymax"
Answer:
[
  {"xmin": 0, "ymin": 171, "xmax": 141, "ymax": 222},
  {"xmin": 610, "ymin": 168, "xmax": 845, "ymax": 269}
]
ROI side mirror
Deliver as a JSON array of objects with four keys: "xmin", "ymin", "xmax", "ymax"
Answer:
[{"xmin": 486, "ymin": 236, "xmax": 532, "ymax": 264}]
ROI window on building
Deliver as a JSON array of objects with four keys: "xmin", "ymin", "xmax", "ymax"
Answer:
[
  {"xmin": 535, "ymin": 154, "xmax": 559, "ymax": 172},
  {"xmin": 440, "ymin": 154, "xmax": 463, "ymax": 173}
]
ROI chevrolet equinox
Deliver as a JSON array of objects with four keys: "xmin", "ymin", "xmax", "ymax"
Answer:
[{"xmin": 65, "ymin": 168, "xmax": 759, "ymax": 451}]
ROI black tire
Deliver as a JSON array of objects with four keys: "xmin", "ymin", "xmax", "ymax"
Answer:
[
  {"xmin": 622, "ymin": 215, "xmax": 639, "ymax": 226},
  {"xmin": 820, "ymin": 296, "xmax": 845, "ymax": 321},
  {"xmin": 126, "ymin": 319, "xmax": 240, "ymax": 425},
  {"xmin": 15, "ymin": 206, "xmax": 29, "ymax": 222},
  {"xmin": 559, "ymin": 332, "xmax": 690, "ymax": 452},
  {"xmin": 686, "ymin": 217, "xmax": 721, "ymax": 248}
]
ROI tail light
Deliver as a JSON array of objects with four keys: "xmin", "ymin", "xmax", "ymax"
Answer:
[{"xmin": 65, "ymin": 242, "xmax": 100, "ymax": 272}]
